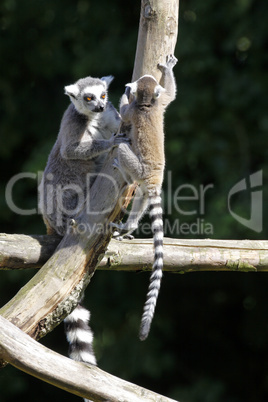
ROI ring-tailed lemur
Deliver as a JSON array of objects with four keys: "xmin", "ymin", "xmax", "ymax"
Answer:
[
  {"xmin": 39, "ymin": 75, "xmax": 125, "ymax": 236},
  {"xmin": 39, "ymin": 76, "xmax": 127, "ymax": 398},
  {"xmin": 111, "ymin": 54, "xmax": 178, "ymax": 341}
]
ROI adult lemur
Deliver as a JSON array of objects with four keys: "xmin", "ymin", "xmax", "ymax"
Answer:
[
  {"xmin": 39, "ymin": 75, "xmax": 127, "ymax": 385},
  {"xmin": 39, "ymin": 75, "xmax": 124, "ymax": 236},
  {"xmin": 111, "ymin": 54, "xmax": 178, "ymax": 340}
]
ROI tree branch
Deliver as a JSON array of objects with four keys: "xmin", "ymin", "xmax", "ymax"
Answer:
[
  {"xmin": 132, "ymin": 0, "xmax": 179, "ymax": 81},
  {"xmin": 0, "ymin": 159, "xmax": 134, "ymax": 345},
  {"xmin": 1, "ymin": 233, "xmax": 268, "ymax": 272},
  {"xmin": 0, "ymin": 315, "xmax": 177, "ymax": 402}
]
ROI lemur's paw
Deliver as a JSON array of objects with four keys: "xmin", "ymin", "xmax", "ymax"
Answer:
[
  {"xmin": 124, "ymin": 86, "xmax": 131, "ymax": 99},
  {"xmin": 158, "ymin": 54, "xmax": 178, "ymax": 71},
  {"xmin": 166, "ymin": 54, "xmax": 178, "ymax": 68},
  {"xmin": 157, "ymin": 62, "xmax": 165, "ymax": 72},
  {"xmin": 114, "ymin": 133, "xmax": 131, "ymax": 146}
]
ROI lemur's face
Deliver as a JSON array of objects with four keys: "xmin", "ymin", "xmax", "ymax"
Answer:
[
  {"xmin": 80, "ymin": 84, "xmax": 107, "ymax": 113},
  {"xmin": 125, "ymin": 75, "xmax": 165, "ymax": 107},
  {"xmin": 64, "ymin": 76, "xmax": 114, "ymax": 115}
]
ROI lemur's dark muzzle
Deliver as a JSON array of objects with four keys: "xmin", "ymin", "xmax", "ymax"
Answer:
[{"xmin": 94, "ymin": 103, "xmax": 105, "ymax": 113}]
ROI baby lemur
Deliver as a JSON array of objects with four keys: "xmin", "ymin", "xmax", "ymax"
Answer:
[
  {"xmin": 111, "ymin": 54, "xmax": 178, "ymax": 340},
  {"xmin": 39, "ymin": 75, "xmax": 127, "ymax": 389}
]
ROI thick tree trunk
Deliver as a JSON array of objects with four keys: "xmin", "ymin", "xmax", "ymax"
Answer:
[{"xmin": 132, "ymin": 0, "xmax": 179, "ymax": 81}]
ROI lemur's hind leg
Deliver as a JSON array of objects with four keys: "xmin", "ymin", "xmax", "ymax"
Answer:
[
  {"xmin": 113, "ymin": 142, "xmax": 144, "ymax": 182},
  {"xmin": 111, "ymin": 142, "xmax": 148, "ymax": 238},
  {"xmin": 111, "ymin": 183, "xmax": 149, "ymax": 237},
  {"xmin": 113, "ymin": 157, "xmax": 132, "ymax": 184}
]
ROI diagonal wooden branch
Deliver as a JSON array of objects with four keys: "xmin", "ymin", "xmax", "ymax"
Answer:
[
  {"xmin": 1, "ymin": 234, "xmax": 268, "ymax": 272},
  {"xmin": 0, "ymin": 315, "xmax": 178, "ymax": 402},
  {"xmin": 0, "ymin": 153, "xmax": 134, "ymax": 349}
]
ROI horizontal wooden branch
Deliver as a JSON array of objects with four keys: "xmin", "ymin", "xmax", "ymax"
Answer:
[
  {"xmin": 0, "ymin": 233, "xmax": 62, "ymax": 270},
  {"xmin": 1, "ymin": 233, "xmax": 268, "ymax": 272},
  {"xmin": 0, "ymin": 315, "xmax": 177, "ymax": 402}
]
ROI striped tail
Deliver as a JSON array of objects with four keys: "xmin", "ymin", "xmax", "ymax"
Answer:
[
  {"xmin": 64, "ymin": 304, "xmax": 96, "ymax": 402},
  {"xmin": 139, "ymin": 195, "xmax": 163, "ymax": 341},
  {"xmin": 64, "ymin": 304, "xmax": 97, "ymax": 366}
]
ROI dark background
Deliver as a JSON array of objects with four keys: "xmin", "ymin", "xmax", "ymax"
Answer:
[{"xmin": 0, "ymin": 0, "xmax": 268, "ymax": 401}]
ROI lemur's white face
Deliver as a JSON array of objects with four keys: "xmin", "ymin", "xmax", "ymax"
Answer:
[
  {"xmin": 81, "ymin": 84, "xmax": 107, "ymax": 113},
  {"xmin": 65, "ymin": 76, "xmax": 113, "ymax": 116}
]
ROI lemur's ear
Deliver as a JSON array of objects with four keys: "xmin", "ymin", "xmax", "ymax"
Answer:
[
  {"xmin": 154, "ymin": 84, "xmax": 166, "ymax": 99},
  {"xmin": 101, "ymin": 75, "xmax": 114, "ymax": 87},
  {"xmin": 125, "ymin": 81, "xmax": 137, "ymax": 96},
  {"xmin": 64, "ymin": 84, "xmax": 79, "ymax": 99}
]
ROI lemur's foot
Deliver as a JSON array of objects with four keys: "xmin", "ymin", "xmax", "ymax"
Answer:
[
  {"xmin": 110, "ymin": 222, "xmax": 136, "ymax": 240},
  {"xmin": 113, "ymin": 231, "xmax": 134, "ymax": 241}
]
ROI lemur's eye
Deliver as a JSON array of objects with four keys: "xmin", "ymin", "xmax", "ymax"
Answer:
[
  {"xmin": 101, "ymin": 93, "xmax": 106, "ymax": 99},
  {"xmin": 84, "ymin": 94, "xmax": 94, "ymax": 102}
]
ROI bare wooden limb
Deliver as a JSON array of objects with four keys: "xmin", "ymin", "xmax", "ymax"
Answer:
[
  {"xmin": 0, "ymin": 315, "xmax": 178, "ymax": 402},
  {"xmin": 132, "ymin": 0, "xmax": 179, "ymax": 81},
  {"xmin": 0, "ymin": 233, "xmax": 62, "ymax": 270},
  {"xmin": 101, "ymin": 238, "xmax": 268, "ymax": 273},
  {"xmin": 1, "ymin": 233, "xmax": 268, "ymax": 272}
]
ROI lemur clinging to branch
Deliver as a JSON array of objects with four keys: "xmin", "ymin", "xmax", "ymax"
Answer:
[
  {"xmin": 111, "ymin": 54, "xmax": 178, "ymax": 341},
  {"xmin": 39, "ymin": 75, "xmax": 128, "ymax": 402},
  {"xmin": 39, "ymin": 75, "xmax": 125, "ymax": 236}
]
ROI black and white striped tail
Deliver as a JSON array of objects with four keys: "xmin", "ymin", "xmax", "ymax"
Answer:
[
  {"xmin": 139, "ymin": 195, "xmax": 163, "ymax": 341},
  {"xmin": 64, "ymin": 304, "xmax": 96, "ymax": 402},
  {"xmin": 64, "ymin": 304, "xmax": 97, "ymax": 365}
]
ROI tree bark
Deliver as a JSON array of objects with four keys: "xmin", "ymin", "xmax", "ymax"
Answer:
[
  {"xmin": 0, "ymin": 315, "xmax": 177, "ymax": 402},
  {"xmin": 132, "ymin": 0, "xmax": 179, "ymax": 81},
  {"xmin": 1, "ymin": 233, "xmax": 268, "ymax": 272},
  {"xmin": 0, "ymin": 233, "xmax": 62, "ymax": 270}
]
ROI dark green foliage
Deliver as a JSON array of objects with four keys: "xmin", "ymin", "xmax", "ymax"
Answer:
[{"xmin": 0, "ymin": 0, "xmax": 267, "ymax": 401}]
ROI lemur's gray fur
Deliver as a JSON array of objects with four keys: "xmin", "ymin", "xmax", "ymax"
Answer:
[
  {"xmin": 39, "ymin": 75, "xmax": 124, "ymax": 236},
  {"xmin": 111, "ymin": 55, "xmax": 178, "ymax": 340},
  {"xmin": 39, "ymin": 75, "xmax": 127, "ymax": 402}
]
